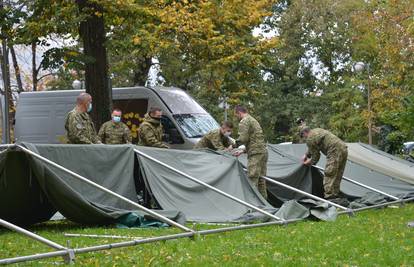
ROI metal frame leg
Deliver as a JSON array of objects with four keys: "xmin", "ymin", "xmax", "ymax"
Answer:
[
  {"xmin": 0, "ymin": 218, "xmax": 73, "ymax": 264},
  {"xmin": 260, "ymin": 175, "xmax": 353, "ymax": 215},
  {"xmin": 16, "ymin": 145, "xmax": 194, "ymax": 233},
  {"xmin": 313, "ymin": 165, "xmax": 400, "ymax": 200}
]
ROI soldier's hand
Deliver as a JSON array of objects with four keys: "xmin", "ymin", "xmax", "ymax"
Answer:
[
  {"xmin": 232, "ymin": 150, "xmax": 243, "ymax": 157},
  {"xmin": 303, "ymin": 158, "xmax": 312, "ymax": 166},
  {"xmin": 301, "ymin": 154, "xmax": 307, "ymax": 163}
]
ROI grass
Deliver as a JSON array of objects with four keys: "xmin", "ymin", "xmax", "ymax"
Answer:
[{"xmin": 1, "ymin": 204, "xmax": 414, "ymax": 266}]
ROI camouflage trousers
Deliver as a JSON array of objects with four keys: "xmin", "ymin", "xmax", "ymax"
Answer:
[
  {"xmin": 247, "ymin": 152, "xmax": 268, "ymax": 199},
  {"xmin": 324, "ymin": 145, "xmax": 348, "ymax": 198}
]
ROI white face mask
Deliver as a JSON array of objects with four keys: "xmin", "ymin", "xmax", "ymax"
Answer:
[{"xmin": 223, "ymin": 131, "xmax": 232, "ymax": 137}]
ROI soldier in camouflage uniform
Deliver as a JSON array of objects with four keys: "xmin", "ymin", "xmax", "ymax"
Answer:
[
  {"xmin": 301, "ymin": 127, "xmax": 348, "ymax": 199},
  {"xmin": 291, "ymin": 118, "xmax": 306, "ymax": 144},
  {"xmin": 194, "ymin": 121, "xmax": 234, "ymax": 151},
  {"xmin": 233, "ymin": 105, "xmax": 268, "ymax": 199},
  {"xmin": 138, "ymin": 107, "xmax": 169, "ymax": 148},
  {"xmin": 98, "ymin": 108, "xmax": 132, "ymax": 144},
  {"xmin": 65, "ymin": 93, "xmax": 100, "ymax": 144}
]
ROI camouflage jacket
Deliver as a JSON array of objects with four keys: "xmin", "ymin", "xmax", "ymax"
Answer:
[
  {"xmin": 305, "ymin": 128, "xmax": 347, "ymax": 164},
  {"xmin": 194, "ymin": 129, "xmax": 232, "ymax": 151},
  {"xmin": 65, "ymin": 108, "xmax": 100, "ymax": 144},
  {"xmin": 98, "ymin": 120, "xmax": 131, "ymax": 144},
  {"xmin": 138, "ymin": 114, "xmax": 169, "ymax": 148},
  {"xmin": 237, "ymin": 114, "xmax": 267, "ymax": 155}
]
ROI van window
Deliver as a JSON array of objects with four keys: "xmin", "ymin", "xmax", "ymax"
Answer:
[
  {"xmin": 161, "ymin": 116, "xmax": 184, "ymax": 144},
  {"xmin": 173, "ymin": 114, "xmax": 219, "ymax": 138},
  {"xmin": 113, "ymin": 99, "xmax": 148, "ymax": 143},
  {"xmin": 158, "ymin": 89, "xmax": 205, "ymax": 114}
]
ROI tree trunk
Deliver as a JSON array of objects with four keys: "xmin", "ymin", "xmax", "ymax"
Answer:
[
  {"xmin": 31, "ymin": 42, "xmax": 38, "ymax": 91},
  {"xmin": 133, "ymin": 57, "xmax": 152, "ymax": 86},
  {"xmin": 76, "ymin": 0, "xmax": 111, "ymax": 129},
  {"xmin": 9, "ymin": 45, "xmax": 23, "ymax": 93}
]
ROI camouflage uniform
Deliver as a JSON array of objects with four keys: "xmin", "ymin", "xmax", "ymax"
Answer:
[
  {"xmin": 98, "ymin": 120, "xmax": 132, "ymax": 144},
  {"xmin": 194, "ymin": 129, "xmax": 232, "ymax": 151},
  {"xmin": 237, "ymin": 114, "xmax": 268, "ymax": 199},
  {"xmin": 305, "ymin": 128, "xmax": 348, "ymax": 199},
  {"xmin": 138, "ymin": 114, "xmax": 169, "ymax": 148},
  {"xmin": 292, "ymin": 123, "xmax": 307, "ymax": 144},
  {"xmin": 65, "ymin": 108, "xmax": 100, "ymax": 144}
]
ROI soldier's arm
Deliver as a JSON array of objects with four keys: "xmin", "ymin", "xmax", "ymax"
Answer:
[
  {"xmin": 124, "ymin": 125, "xmax": 132, "ymax": 144},
  {"xmin": 236, "ymin": 120, "xmax": 249, "ymax": 146},
  {"xmin": 141, "ymin": 125, "xmax": 169, "ymax": 148},
  {"xmin": 71, "ymin": 116, "xmax": 94, "ymax": 144},
  {"xmin": 210, "ymin": 138, "xmax": 226, "ymax": 151},
  {"xmin": 306, "ymin": 143, "xmax": 321, "ymax": 165},
  {"xmin": 98, "ymin": 124, "xmax": 106, "ymax": 143}
]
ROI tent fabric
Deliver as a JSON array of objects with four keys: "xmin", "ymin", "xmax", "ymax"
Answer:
[
  {"xmin": 0, "ymin": 143, "xmax": 184, "ymax": 226},
  {"xmin": 135, "ymin": 146, "xmax": 271, "ymax": 222},
  {"xmin": 347, "ymin": 143, "xmax": 414, "ymax": 184},
  {"xmin": 236, "ymin": 145, "xmax": 324, "ymax": 204},
  {"xmin": 274, "ymin": 144, "xmax": 414, "ymax": 198}
]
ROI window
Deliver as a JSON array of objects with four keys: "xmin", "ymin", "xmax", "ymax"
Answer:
[{"xmin": 173, "ymin": 114, "xmax": 219, "ymax": 138}]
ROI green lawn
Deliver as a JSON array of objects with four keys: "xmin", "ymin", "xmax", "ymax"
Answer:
[{"xmin": 1, "ymin": 204, "xmax": 414, "ymax": 266}]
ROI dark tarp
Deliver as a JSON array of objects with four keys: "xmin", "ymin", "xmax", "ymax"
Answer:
[
  {"xmin": 274, "ymin": 144, "xmax": 414, "ymax": 199},
  {"xmin": 236, "ymin": 145, "xmax": 324, "ymax": 206},
  {"xmin": 135, "ymin": 146, "xmax": 272, "ymax": 222},
  {"xmin": 0, "ymin": 143, "xmax": 184, "ymax": 226}
]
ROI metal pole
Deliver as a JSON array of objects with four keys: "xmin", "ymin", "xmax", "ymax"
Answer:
[
  {"xmin": 0, "ymin": 218, "xmax": 67, "ymax": 250},
  {"xmin": 338, "ymin": 197, "xmax": 414, "ymax": 215},
  {"xmin": 260, "ymin": 175, "xmax": 350, "ymax": 212},
  {"xmin": 1, "ymin": 218, "xmax": 303, "ymax": 265},
  {"xmin": 1, "ymin": 37, "xmax": 10, "ymax": 144},
  {"xmin": 64, "ymin": 233, "xmax": 144, "ymax": 240},
  {"xmin": 367, "ymin": 64, "xmax": 372, "ymax": 145},
  {"xmin": 314, "ymin": 165, "xmax": 399, "ymax": 200},
  {"xmin": 16, "ymin": 145, "xmax": 194, "ymax": 233},
  {"xmin": 134, "ymin": 148, "xmax": 285, "ymax": 222}
]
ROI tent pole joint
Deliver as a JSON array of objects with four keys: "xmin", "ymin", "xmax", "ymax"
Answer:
[{"xmin": 63, "ymin": 249, "xmax": 75, "ymax": 265}]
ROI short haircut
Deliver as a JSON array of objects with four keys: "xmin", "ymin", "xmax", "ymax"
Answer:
[
  {"xmin": 149, "ymin": 107, "xmax": 162, "ymax": 114},
  {"xmin": 222, "ymin": 121, "xmax": 233, "ymax": 128},
  {"xmin": 112, "ymin": 108, "xmax": 122, "ymax": 113},
  {"xmin": 234, "ymin": 105, "xmax": 247, "ymax": 113},
  {"xmin": 76, "ymin": 93, "xmax": 91, "ymax": 104},
  {"xmin": 299, "ymin": 126, "xmax": 311, "ymax": 137}
]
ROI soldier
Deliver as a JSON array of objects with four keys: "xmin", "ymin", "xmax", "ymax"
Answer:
[
  {"xmin": 138, "ymin": 107, "xmax": 169, "ymax": 148},
  {"xmin": 232, "ymin": 105, "xmax": 268, "ymax": 199},
  {"xmin": 98, "ymin": 108, "xmax": 132, "ymax": 144},
  {"xmin": 291, "ymin": 117, "xmax": 306, "ymax": 144},
  {"xmin": 194, "ymin": 121, "xmax": 234, "ymax": 151},
  {"xmin": 65, "ymin": 93, "xmax": 100, "ymax": 144},
  {"xmin": 300, "ymin": 127, "xmax": 348, "ymax": 200}
]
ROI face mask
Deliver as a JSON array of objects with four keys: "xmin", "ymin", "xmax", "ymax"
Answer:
[
  {"xmin": 113, "ymin": 116, "xmax": 121, "ymax": 123},
  {"xmin": 223, "ymin": 131, "xmax": 232, "ymax": 137},
  {"xmin": 87, "ymin": 103, "xmax": 92, "ymax": 113}
]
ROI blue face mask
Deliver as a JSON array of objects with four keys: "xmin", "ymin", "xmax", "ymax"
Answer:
[
  {"xmin": 113, "ymin": 116, "xmax": 121, "ymax": 123},
  {"xmin": 87, "ymin": 103, "xmax": 92, "ymax": 113}
]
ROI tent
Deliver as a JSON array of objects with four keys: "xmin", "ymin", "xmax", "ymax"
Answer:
[
  {"xmin": 1, "ymin": 142, "xmax": 414, "ymax": 265},
  {"xmin": 273, "ymin": 143, "xmax": 414, "ymax": 199}
]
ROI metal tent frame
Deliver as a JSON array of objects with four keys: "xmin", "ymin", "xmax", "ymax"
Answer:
[
  {"xmin": 0, "ymin": 144, "xmax": 296, "ymax": 265},
  {"xmin": 1, "ymin": 144, "xmax": 413, "ymax": 265}
]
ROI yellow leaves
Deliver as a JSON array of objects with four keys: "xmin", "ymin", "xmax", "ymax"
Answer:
[{"xmin": 132, "ymin": 36, "xmax": 141, "ymax": 45}]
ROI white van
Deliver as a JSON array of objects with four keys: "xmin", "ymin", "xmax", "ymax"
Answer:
[{"xmin": 14, "ymin": 86, "xmax": 219, "ymax": 149}]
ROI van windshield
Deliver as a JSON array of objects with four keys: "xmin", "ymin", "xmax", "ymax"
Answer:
[
  {"xmin": 158, "ymin": 89, "xmax": 206, "ymax": 114},
  {"xmin": 173, "ymin": 114, "xmax": 219, "ymax": 138}
]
